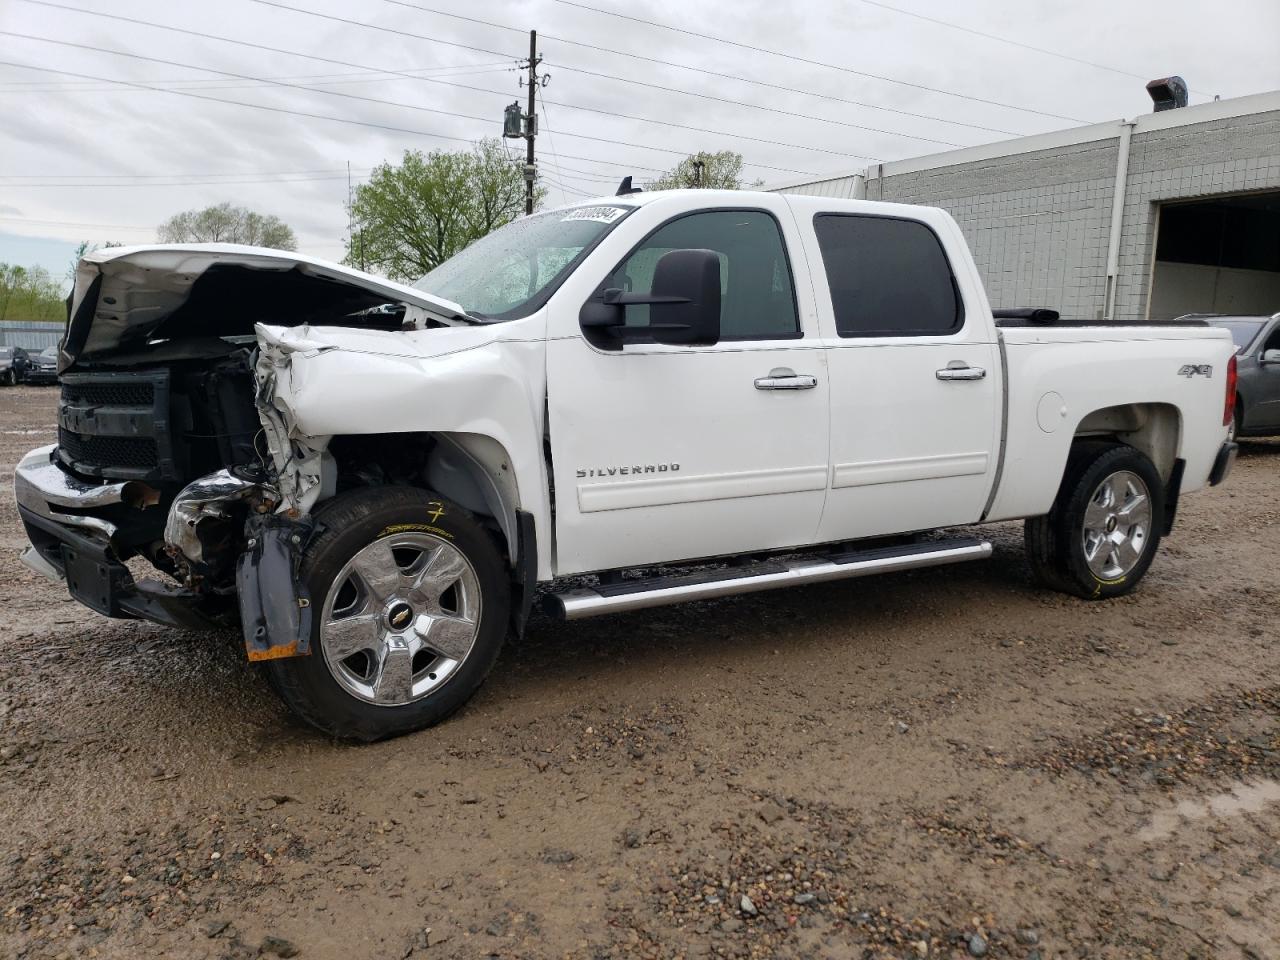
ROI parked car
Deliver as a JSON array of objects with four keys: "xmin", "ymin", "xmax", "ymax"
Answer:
[
  {"xmin": 1196, "ymin": 313, "xmax": 1280, "ymax": 440},
  {"xmin": 16, "ymin": 193, "xmax": 1237, "ymax": 740},
  {"xmin": 0, "ymin": 345, "xmax": 30, "ymax": 385},
  {"xmin": 22, "ymin": 346, "xmax": 59, "ymax": 385}
]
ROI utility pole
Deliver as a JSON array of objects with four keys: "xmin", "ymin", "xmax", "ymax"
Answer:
[
  {"xmin": 346, "ymin": 161, "xmax": 365, "ymax": 270},
  {"xmin": 522, "ymin": 30, "xmax": 539, "ymax": 215},
  {"xmin": 692, "ymin": 157, "xmax": 706, "ymax": 188},
  {"xmin": 503, "ymin": 31, "xmax": 542, "ymax": 215}
]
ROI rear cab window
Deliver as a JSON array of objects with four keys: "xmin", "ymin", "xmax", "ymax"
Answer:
[{"xmin": 812, "ymin": 213, "xmax": 963, "ymax": 338}]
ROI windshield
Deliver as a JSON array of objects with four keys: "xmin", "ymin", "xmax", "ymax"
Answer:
[
  {"xmin": 1214, "ymin": 319, "xmax": 1266, "ymax": 353},
  {"xmin": 414, "ymin": 204, "xmax": 633, "ymax": 320},
  {"xmin": 40, "ymin": 346, "xmax": 58, "ymax": 358}
]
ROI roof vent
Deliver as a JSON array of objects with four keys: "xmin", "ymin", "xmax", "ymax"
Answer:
[{"xmin": 1146, "ymin": 76, "xmax": 1188, "ymax": 112}]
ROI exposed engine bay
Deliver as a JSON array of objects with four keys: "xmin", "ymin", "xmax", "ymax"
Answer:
[{"xmin": 18, "ymin": 245, "xmax": 482, "ymax": 659}]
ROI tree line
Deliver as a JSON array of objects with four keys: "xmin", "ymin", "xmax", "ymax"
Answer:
[{"xmin": 7, "ymin": 146, "xmax": 751, "ymax": 312}]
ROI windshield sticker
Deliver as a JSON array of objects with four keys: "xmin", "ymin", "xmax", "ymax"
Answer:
[{"xmin": 561, "ymin": 205, "xmax": 628, "ymax": 224}]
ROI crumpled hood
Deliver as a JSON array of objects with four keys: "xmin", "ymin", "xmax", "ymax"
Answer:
[{"xmin": 62, "ymin": 243, "xmax": 468, "ymax": 370}]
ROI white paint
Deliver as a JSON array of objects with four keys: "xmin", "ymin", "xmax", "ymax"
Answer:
[
  {"xmin": 1036, "ymin": 392, "xmax": 1067, "ymax": 434},
  {"xmin": 577, "ymin": 464, "xmax": 828, "ymax": 513},
  {"xmin": 831, "ymin": 452, "xmax": 989, "ymax": 489}
]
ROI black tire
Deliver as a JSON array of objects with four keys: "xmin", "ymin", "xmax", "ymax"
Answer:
[
  {"xmin": 267, "ymin": 486, "xmax": 510, "ymax": 741},
  {"xmin": 2, "ymin": 369, "xmax": 14, "ymax": 386},
  {"xmin": 1024, "ymin": 440, "xmax": 1165, "ymax": 600}
]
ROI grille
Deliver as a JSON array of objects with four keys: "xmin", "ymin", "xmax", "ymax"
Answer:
[
  {"xmin": 61, "ymin": 381, "xmax": 155, "ymax": 407},
  {"xmin": 58, "ymin": 430, "xmax": 159, "ymax": 471}
]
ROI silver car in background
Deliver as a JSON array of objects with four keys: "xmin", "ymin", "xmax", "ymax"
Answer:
[{"xmin": 1207, "ymin": 312, "xmax": 1280, "ymax": 440}]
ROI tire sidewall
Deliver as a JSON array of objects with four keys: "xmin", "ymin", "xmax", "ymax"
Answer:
[
  {"xmin": 1058, "ymin": 446, "xmax": 1164, "ymax": 599},
  {"xmin": 268, "ymin": 487, "xmax": 510, "ymax": 740}
]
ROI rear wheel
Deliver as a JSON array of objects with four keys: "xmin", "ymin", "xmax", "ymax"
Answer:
[
  {"xmin": 1024, "ymin": 441, "xmax": 1164, "ymax": 600},
  {"xmin": 267, "ymin": 486, "xmax": 510, "ymax": 741}
]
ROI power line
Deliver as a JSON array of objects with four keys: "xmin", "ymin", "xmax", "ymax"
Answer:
[
  {"xmin": 1, "ymin": 31, "xmax": 511, "ymax": 131},
  {"xmin": 12, "ymin": 4, "xmax": 826, "ymax": 175},
  {"xmin": 0, "ymin": 61, "xmax": 514, "ymax": 91},
  {"xmin": 0, "ymin": 59, "xmax": 668, "ymax": 175},
  {"xmin": 16, "ymin": 0, "xmax": 973, "ymax": 164},
  {"xmin": 202, "ymin": 3, "xmax": 889, "ymax": 161},
  {"xmin": 0, "ymin": 168, "xmax": 370, "ymax": 179},
  {"xmin": 4, "ymin": 175, "xmax": 366, "ymax": 188},
  {"xmin": 856, "ymin": 0, "xmax": 1207, "ymax": 94},
  {"xmin": 0, "ymin": 215, "xmax": 154, "ymax": 231},
  {"xmin": 546, "ymin": 0, "xmax": 1090, "ymax": 124},
  {"xmin": 0, "ymin": 65, "xmax": 517, "ymax": 95},
  {"xmin": 359, "ymin": 0, "xmax": 1026, "ymax": 138}
]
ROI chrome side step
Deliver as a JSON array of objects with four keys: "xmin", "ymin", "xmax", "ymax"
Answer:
[{"xmin": 546, "ymin": 537, "xmax": 992, "ymax": 621}]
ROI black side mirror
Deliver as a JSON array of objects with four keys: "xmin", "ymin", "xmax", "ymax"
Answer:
[{"xmin": 580, "ymin": 248, "xmax": 721, "ymax": 349}]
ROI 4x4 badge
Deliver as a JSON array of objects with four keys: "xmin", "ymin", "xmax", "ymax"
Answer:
[{"xmin": 1177, "ymin": 364, "xmax": 1213, "ymax": 378}]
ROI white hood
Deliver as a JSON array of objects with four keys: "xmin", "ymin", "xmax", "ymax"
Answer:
[{"xmin": 63, "ymin": 243, "xmax": 468, "ymax": 366}]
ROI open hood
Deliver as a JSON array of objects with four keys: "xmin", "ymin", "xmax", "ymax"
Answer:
[{"xmin": 62, "ymin": 244, "xmax": 469, "ymax": 370}]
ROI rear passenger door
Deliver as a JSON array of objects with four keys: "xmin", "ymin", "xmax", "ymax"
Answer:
[{"xmin": 799, "ymin": 208, "xmax": 1001, "ymax": 542}]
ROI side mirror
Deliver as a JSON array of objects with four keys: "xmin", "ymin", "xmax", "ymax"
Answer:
[
  {"xmin": 1262, "ymin": 348, "xmax": 1280, "ymax": 365},
  {"xmin": 580, "ymin": 249, "xmax": 721, "ymax": 348}
]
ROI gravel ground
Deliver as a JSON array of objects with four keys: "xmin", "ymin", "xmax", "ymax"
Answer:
[{"xmin": 0, "ymin": 383, "xmax": 1277, "ymax": 960}]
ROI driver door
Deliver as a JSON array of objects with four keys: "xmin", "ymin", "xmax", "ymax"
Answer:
[{"xmin": 546, "ymin": 202, "xmax": 830, "ymax": 575}]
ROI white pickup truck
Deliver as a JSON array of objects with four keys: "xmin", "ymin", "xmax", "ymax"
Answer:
[{"xmin": 15, "ymin": 190, "xmax": 1238, "ymax": 740}]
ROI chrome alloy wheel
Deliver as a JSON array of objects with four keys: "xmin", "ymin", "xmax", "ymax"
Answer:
[
  {"xmin": 1081, "ymin": 470, "xmax": 1152, "ymax": 580},
  {"xmin": 320, "ymin": 532, "xmax": 482, "ymax": 706}
]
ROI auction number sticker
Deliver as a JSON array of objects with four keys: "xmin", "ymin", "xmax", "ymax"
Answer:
[{"xmin": 561, "ymin": 205, "xmax": 628, "ymax": 224}]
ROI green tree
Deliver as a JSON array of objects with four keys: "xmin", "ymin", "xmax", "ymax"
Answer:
[
  {"xmin": 0, "ymin": 263, "xmax": 66, "ymax": 322},
  {"xmin": 158, "ymin": 202, "xmax": 296, "ymax": 250},
  {"xmin": 67, "ymin": 240, "xmax": 124, "ymax": 283},
  {"xmin": 345, "ymin": 139, "xmax": 537, "ymax": 282},
  {"xmin": 647, "ymin": 151, "xmax": 759, "ymax": 190}
]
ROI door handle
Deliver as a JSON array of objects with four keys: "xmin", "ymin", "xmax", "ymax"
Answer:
[
  {"xmin": 936, "ymin": 363, "xmax": 986, "ymax": 381},
  {"xmin": 755, "ymin": 368, "xmax": 818, "ymax": 391}
]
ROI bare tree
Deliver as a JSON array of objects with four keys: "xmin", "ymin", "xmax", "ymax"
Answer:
[{"xmin": 158, "ymin": 202, "xmax": 297, "ymax": 250}]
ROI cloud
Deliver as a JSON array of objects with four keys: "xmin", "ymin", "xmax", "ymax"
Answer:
[{"xmin": 0, "ymin": 0, "xmax": 1276, "ymax": 270}]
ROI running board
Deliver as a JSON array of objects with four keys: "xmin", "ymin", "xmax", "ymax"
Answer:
[{"xmin": 546, "ymin": 537, "xmax": 992, "ymax": 621}]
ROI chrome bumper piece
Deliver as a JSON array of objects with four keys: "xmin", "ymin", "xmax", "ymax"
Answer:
[{"xmin": 14, "ymin": 443, "xmax": 129, "ymax": 543}]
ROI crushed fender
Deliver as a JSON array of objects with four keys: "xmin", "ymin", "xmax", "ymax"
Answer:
[{"xmin": 237, "ymin": 513, "xmax": 316, "ymax": 661}]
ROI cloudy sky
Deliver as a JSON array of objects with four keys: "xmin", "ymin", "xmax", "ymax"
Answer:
[{"xmin": 1, "ymin": 0, "xmax": 1278, "ymax": 284}]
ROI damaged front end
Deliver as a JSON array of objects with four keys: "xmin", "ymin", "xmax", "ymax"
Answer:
[{"xmin": 16, "ymin": 243, "xmax": 470, "ymax": 660}]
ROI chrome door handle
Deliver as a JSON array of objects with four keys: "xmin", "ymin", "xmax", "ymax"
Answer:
[
  {"xmin": 755, "ymin": 368, "xmax": 818, "ymax": 390},
  {"xmin": 936, "ymin": 364, "xmax": 986, "ymax": 381}
]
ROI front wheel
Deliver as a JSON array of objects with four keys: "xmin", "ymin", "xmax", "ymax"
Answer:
[
  {"xmin": 1024, "ymin": 441, "xmax": 1165, "ymax": 600},
  {"xmin": 267, "ymin": 486, "xmax": 510, "ymax": 741}
]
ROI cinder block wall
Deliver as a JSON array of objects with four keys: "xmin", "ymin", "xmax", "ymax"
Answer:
[
  {"xmin": 870, "ymin": 140, "xmax": 1120, "ymax": 320},
  {"xmin": 1113, "ymin": 112, "xmax": 1280, "ymax": 320}
]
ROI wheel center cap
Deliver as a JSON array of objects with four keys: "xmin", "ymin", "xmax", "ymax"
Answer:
[
  {"xmin": 386, "ymin": 601, "xmax": 414, "ymax": 630},
  {"xmin": 1105, "ymin": 515, "xmax": 1118, "ymax": 534}
]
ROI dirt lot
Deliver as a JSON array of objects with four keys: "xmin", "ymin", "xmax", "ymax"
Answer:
[{"xmin": 0, "ymin": 383, "xmax": 1277, "ymax": 960}]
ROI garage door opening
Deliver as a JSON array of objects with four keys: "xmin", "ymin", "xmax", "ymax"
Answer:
[{"xmin": 1148, "ymin": 191, "xmax": 1280, "ymax": 319}]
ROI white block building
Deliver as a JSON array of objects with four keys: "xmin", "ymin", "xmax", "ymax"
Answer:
[{"xmin": 769, "ymin": 91, "xmax": 1280, "ymax": 322}]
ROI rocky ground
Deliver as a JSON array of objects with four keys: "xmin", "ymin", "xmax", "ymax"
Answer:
[{"xmin": 0, "ymin": 383, "xmax": 1277, "ymax": 960}]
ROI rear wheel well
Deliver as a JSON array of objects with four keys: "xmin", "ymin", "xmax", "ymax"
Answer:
[{"xmin": 1072, "ymin": 402, "xmax": 1181, "ymax": 482}]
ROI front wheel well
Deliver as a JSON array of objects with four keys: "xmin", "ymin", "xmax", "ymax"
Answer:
[{"xmin": 323, "ymin": 432, "xmax": 522, "ymax": 568}]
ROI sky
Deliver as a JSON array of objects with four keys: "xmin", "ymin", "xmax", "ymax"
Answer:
[{"xmin": 1, "ymin": 0, "xmax": 1278, "ymax": 287}]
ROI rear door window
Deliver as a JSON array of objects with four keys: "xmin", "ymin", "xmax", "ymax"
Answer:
[{"xmin": 813, "ymin": 214, "xmax": 963, "ymax": 337}]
